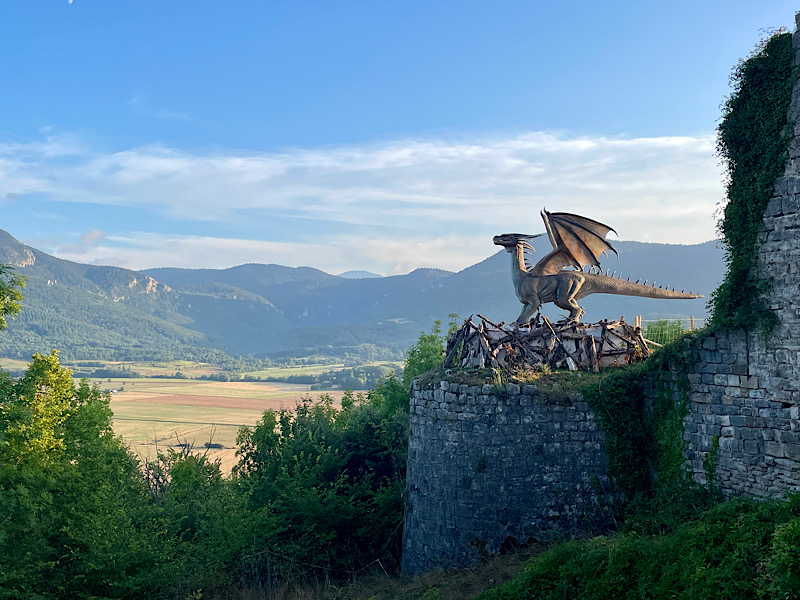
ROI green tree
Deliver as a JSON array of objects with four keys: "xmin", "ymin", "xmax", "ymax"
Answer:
[
  {"xmin": 0, "ymin": 263, "xmax": 25, "ymax": 331},
  {"xmin": 142, "ymin": 448, "xmax": 250, "ymax": 598},
  {"xmin": 402, "ymin": 320, "xmax": 447, "ymax": 387},
  {"xmin": 0, "ymin": 352, "xmax": 175, "ymax": 599}
]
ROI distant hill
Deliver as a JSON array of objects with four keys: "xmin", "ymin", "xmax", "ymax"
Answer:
[
  {"xmin": 0, "ymin": 229, "xmax": 724, "ymax": 362},
  {"xmin": 338, "ymin": 270, "xmax": 383, "ymax": 279}
]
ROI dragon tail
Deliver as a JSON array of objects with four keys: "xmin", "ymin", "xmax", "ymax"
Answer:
[{"xmin": 581, "ymin": 272, "xmax": 702, "ymax": 300}]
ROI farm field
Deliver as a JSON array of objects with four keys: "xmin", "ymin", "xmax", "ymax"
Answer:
[{"xmin": 104, "ymin": 378, "xmax": 345, "ymax": 473}]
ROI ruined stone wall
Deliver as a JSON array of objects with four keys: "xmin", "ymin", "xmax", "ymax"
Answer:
[
  {"xmin": 401, "ymin": 380, "xmax": 612, "ymax": 575},
  {"xmin": 675, "ymin": 329, "xmax": 800, "ymax": 496}
]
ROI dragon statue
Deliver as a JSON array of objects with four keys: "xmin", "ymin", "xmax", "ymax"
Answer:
[{"xmin": 493, "ymin": 210, "xmax": 702, "ymax": 324}]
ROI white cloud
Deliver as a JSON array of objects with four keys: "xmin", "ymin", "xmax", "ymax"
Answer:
[
  {"xmin": 1, "ymin": 130, "xmax": 723, "ymax": 273},
  {"xmin": 53, "ymin": 232, "xmax": 483, "ymax": 275}
]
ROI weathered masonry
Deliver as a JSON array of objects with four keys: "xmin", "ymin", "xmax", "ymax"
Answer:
[{"xmin": 401, "ymin": 380, "xmax": 612, "ymax": 575}]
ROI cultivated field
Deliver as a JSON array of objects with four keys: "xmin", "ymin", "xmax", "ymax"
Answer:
[{"xmin": 104, "ymin": 378, "xmax": 345, "ymax": 473}]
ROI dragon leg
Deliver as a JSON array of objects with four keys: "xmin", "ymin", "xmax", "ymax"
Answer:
[
  {"xmin": 554, "ymin": 296, "xmax": 584, "ymax": 321},
  {"xmin": 554, "ymin": 279, "xmax": 585, "ymax": 321},
  {"xmin": 515, "ymin": 302, "xmax": 538, "ymax": 326}
]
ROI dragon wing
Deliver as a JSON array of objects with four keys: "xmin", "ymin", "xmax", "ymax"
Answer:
[{"xmin": 532, "ymin": 210, "xmax": 618, "ymax": 275}]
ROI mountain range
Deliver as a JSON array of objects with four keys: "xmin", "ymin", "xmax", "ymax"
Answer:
[{"xmin": 0, "ymin": 229, "xmax": 724, "ymax": 362}]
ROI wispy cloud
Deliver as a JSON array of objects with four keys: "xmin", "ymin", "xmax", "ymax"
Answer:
[
  {"xmin": 0, "ymin": 130, "xmax": 723, "ymax": 274},
  {"xmin": 57, "ymin": 229, "xmax": 106, "ymax": 255},
  {"xmin": 127, "ymin": 94, "xmax": 191, "ymax": 121},
  {"xmin": 53, "ymin": 232, "xmax": 479, "ymax": 275}
]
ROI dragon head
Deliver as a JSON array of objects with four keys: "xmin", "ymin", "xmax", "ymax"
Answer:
[{"xmin": 492, "ymin": 233, "xmax": 541, "ymax": 252}]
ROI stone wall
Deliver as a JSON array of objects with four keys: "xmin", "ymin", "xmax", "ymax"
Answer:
[
  {"xmin": 676, "ymin": 329, "xmax": 800, "ymax": 496},
  {"xmin": 401, "ymin": 379, "xmax": 612, "ymax": 575}
]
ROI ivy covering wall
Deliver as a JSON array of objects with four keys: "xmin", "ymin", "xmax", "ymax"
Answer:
[{"xmin": 711, "ymin": 31, "xmax": 795, "ymax": 332}]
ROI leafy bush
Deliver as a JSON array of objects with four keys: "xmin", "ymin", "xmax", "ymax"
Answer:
[
  {"xmin": 478, "ymin": 494, "xmax": 800, "ymax": 600},
  {"xmin": 234, "ymin": 389, "xmax": 408, "ymax": 583},
  {"xmin": 403, "ymin": 320, "xmax": 447, "ymax": 387}
]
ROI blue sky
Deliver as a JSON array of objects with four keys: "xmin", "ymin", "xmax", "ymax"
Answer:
[{"xmin": 1, "ymin": 1, "xmax": 797, "ymax": 275}]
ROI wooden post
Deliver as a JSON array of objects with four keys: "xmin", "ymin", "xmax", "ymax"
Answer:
[{"xmin": 690, "ymin": 316, "xmax": 695, "ymax": 331}]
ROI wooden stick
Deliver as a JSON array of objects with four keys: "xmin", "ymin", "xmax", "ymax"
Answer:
[{"xmin": 543, "ymin": 316, "xmax": 584, "ymax": 369}]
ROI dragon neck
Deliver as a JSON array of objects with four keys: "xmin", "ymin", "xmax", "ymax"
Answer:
[{"xmin": 511, "ymin": 243, "xmax": 528, "ymax": 281}]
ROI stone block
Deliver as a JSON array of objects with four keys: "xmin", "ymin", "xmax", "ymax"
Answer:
[
  {"xmin": 766, "ymin": 197, "xmax": 784, "ymax": 217},
  {"xmin": 744, "ymin": 440, "xmax": 761, "ymax": 455},
  {"xmin": 731, "ymin": 364, "xmax": 749, "ymax": 376},
  {"xmin": 741, "ymin": 376, "xmax": 759, "ymax": 389},
  {"xmin": 765, "ymin": 442, "xmax": 785, "ymax": 458},
  {"xmin": 783, "ymin": 443, "xmax": 800, "ymax": 462},
  {"xmin": 777, "ymin": 430, "xmax": 800, "ymax": 445}
]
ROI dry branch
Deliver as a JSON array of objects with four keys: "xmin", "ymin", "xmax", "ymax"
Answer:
[{"xmin": 444, "ymin": 315, "xmax": 648, "ymax": 373}]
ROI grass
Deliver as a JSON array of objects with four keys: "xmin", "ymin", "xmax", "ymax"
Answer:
[
  {"xmin": 474, "ymin": 493, "xmax": 800, "ymax": 600},
  {"xmin": 241, "ymin": 363, "xmax": 347, "ymax": 378},
  {"xmin": 331, "ymin": 544, "xmax": 549, "ymax": 600},
  {"xmin": 205, "ymin": 542, "xmax": 549, "ymax": 600},
  {"xmin": 0, "ymin": 357, "xmax": 32, "ymax": 372}
]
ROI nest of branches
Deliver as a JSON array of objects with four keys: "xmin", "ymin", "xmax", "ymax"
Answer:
[{"xmin": 443, "ymin": 314, "xmax": 650, "ymax": 373}]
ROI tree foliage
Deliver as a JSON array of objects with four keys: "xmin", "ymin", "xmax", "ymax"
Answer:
[
  {"xmin": 234, "ymin": 388, "xmax": 408, "ymax": 582},
  {"xmin": 402, "ymin": 319, "xmax": 451, "ymax": 387},
  {"xmin": 0, "ymin": 279, "xmax": 466, "ymax": 596},
  {"xmin": 0, "ymin": 263, "xmax": 25, "ymax": 331}
]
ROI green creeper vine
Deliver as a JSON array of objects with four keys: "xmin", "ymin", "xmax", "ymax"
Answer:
[
  {"xmin": 578, "ymin": 332, "xmax": 703, "ymax": 499},
  {"xmin": 711, "ymin": 31, "xmax": 795, "ymax": 333}
]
